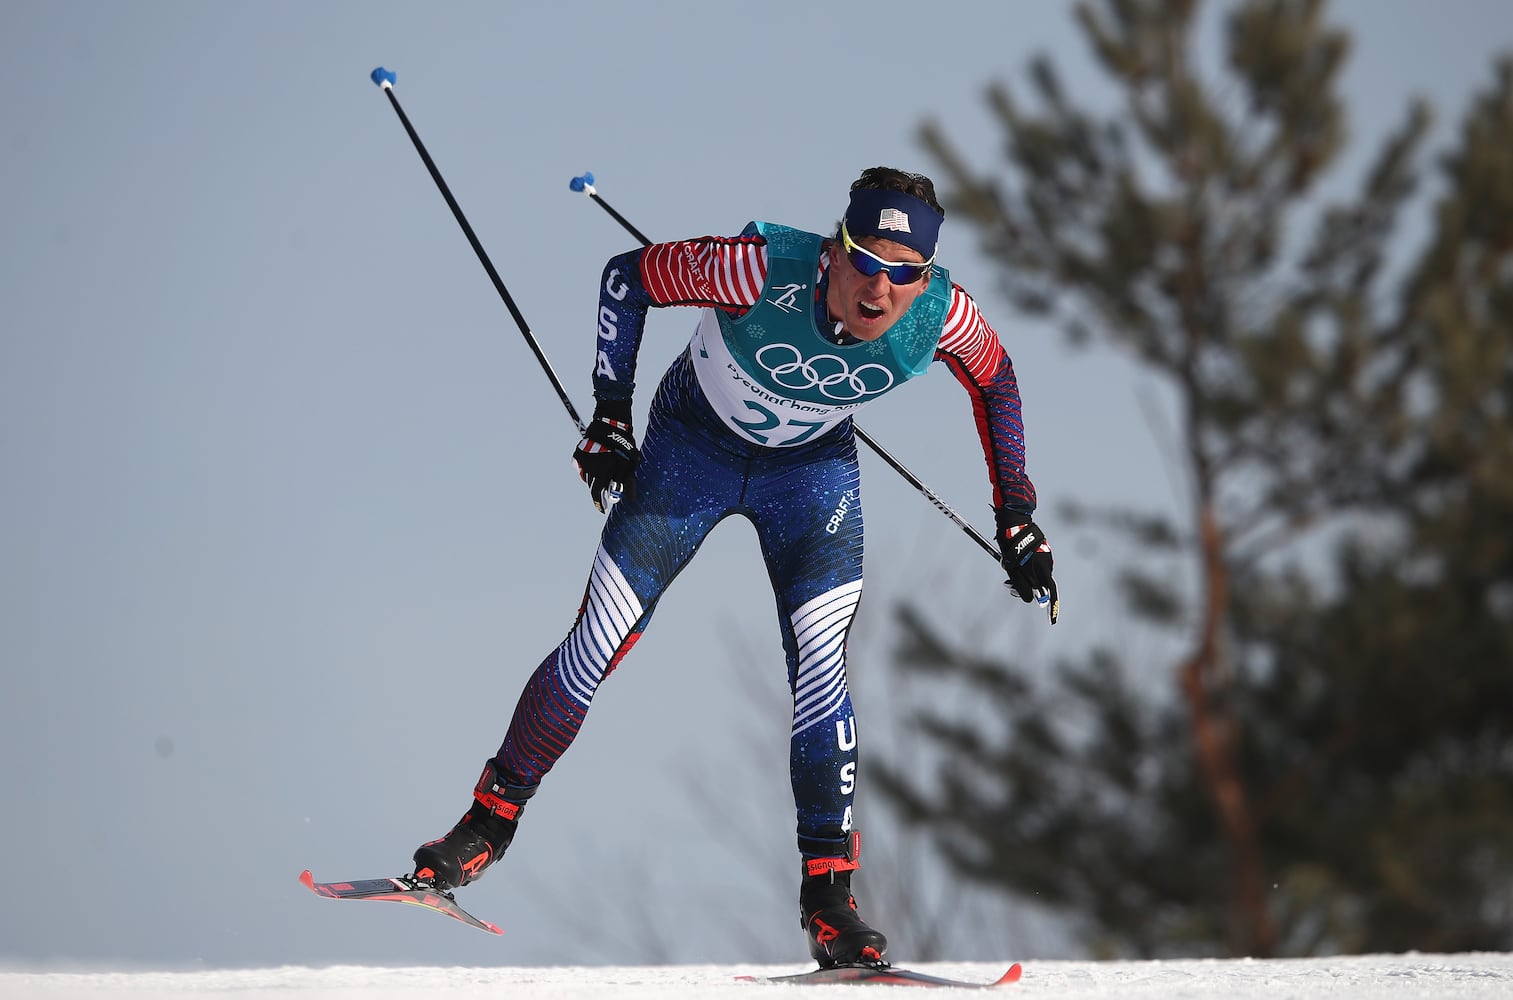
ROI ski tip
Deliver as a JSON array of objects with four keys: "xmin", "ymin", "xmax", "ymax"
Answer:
[
  {"xmin": 370, "ymin": 66, "xmax": 396, "ymax": 89},
  {"xmin": 569, "ymin": 171, "xmax": 595, "ymax": 193},
  {"xmin": 994, "ymin": 963, "xmax": 1024, "ymax": 985},
  {"xmin": 298, "ymin": 869, "xmax": 317, "ymax": 891}
]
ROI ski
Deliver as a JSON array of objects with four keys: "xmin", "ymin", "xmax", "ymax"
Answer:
[
  {"xmin": 738, "ymin": 961, "xmax": 1022, "ymax": 989},
  {"xmin": 298, "ymin": 869, "xmax": 503, "ymax": 935}
]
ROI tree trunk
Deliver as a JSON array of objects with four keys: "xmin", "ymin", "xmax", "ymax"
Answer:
[{"xmin": 1179, "ymin": 502, "xmax": 1277, "ymax": 956}]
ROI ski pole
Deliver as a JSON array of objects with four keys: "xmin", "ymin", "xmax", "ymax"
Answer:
[
  {"xmin": 567, "ymin": 172, "xmax": 1004, "ymax": 566},
  {"xmin": 370, "ymin": 67, "xmax": 587, "ymax": 436}
]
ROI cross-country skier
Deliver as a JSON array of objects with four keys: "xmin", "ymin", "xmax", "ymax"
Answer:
[{"xmin": 411, "ymin": 167, "xmax": 1057, "ymax": 967}]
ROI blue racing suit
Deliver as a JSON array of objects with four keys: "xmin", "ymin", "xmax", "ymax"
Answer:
[{"xmin": 490, "ymin": 223, "xmax": 995, "ymax": 860}]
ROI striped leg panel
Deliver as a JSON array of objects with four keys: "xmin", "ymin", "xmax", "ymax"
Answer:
[
  {"xmin": 790, "ymin": 579, "xmax": 863, "ymax": 737},
  {"xmin": 498, "ymin": 546, "xmax": 646, "ymax": 784}
]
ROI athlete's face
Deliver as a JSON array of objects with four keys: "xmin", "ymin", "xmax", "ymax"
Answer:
[{"xmin": 826, "ymin": 234, "xmax": 932, "ymax": 342}]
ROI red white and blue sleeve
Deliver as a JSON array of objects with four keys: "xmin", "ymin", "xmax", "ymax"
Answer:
[
  {"xmin": 934, "ymin": 284, "xmax": 1039, "ymax": 516},
  {"xmin": 590, "ymin": 233, "xmax": 768, "ymax": 405}
]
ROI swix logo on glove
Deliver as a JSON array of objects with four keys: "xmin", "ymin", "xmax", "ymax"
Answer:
[{"xmin": 602, "ymin": 427, "xmax": 635, "ymax": 453}]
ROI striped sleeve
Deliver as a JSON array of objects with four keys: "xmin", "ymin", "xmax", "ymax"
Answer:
[
  {"xmin": 934, "ymin": 283, "xmax": 1038, "ymax": 515},
  {"xmin": 640, "ymin": 236, "xmax": 768, "ymax": 309},
  {"xmin": 591, "ymin": 236, "xmax": 768, "ymax": 404}
]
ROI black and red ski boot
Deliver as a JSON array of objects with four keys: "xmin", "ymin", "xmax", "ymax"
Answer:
[
  {"xmin": 800, "ymin": 832, "xmax": 887, "ymax": 968},
  {"xmin": 412, "ymin": 760, "xmax": 534, "ymax": 890}
]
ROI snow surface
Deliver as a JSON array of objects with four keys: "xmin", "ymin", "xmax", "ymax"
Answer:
[{"xmin": 4, "ymin": 955, "xmax": 1511, "ymax": 999}]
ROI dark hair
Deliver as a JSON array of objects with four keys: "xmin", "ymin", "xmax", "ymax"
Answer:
[{"xmin": 850, "ymin": 166, "xmax": 944, "ymax": 217}]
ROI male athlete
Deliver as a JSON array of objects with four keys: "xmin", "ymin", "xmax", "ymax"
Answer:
[{"xmin": 412, "ymin": 167, "xmax": 1058, "ymax": 967}]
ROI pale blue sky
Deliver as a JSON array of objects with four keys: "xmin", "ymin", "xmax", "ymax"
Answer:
[{"xmin": 2, "ymin": 0, "xmax": 1508, "ymax": 971}]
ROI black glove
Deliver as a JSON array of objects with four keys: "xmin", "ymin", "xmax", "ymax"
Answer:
[
  {"xmin": 996, "ymin": 510, "xmax": 1058, "ymax": 623},
  {"xmin": 573, "ymin": 399, "xmax": 641, "ymax": 513}
]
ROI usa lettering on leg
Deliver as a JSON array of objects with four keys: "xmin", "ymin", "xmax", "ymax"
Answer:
[{"xmin": 836, "ymin": 717, "xmax": 857, "ymax": 797}]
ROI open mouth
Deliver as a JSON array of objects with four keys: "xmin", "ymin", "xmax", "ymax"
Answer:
[{"xmin": 858, "ymin": 302, "xmax": 885, "ymax": 321}]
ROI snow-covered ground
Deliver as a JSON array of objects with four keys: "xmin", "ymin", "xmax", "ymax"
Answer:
[{"xmin": 4, "ymin": 954, "xmax": 1511, "ymax": 999}]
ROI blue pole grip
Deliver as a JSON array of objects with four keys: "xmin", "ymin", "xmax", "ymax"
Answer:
[
  {"xmin": 370, "ymin": 67, "xmax": 397, "ymax": 88},
  {"xmin": 569, "ymin": 172, "xmax": 595, "ymax": 192}
]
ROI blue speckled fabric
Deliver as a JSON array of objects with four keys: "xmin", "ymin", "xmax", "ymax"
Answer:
[{"xmin": 495, "ymin": 352, "xmax": 869, "ymax": 852}]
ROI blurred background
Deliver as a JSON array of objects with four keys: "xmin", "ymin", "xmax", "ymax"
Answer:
[{"xmin": 2, "ymin": 0, "xmax": 1509, "ymax": 971}]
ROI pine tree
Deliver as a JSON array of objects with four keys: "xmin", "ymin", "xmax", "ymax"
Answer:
[{"xmin": 876, "ymin": 0, "xmax": 1513, "ymax": 957}]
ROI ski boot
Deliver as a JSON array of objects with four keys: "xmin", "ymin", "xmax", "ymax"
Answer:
[
  {"xmin": 800, "ymin": 832, "xmax": 887, "ymax": 968},
  {"xmin": 412, "ymin": 759, "xmax": 534, "ymax": 890}
]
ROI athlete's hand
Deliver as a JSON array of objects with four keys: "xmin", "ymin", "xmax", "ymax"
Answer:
[
  {"xmin": 996, "ymin": 510, "xmax": 1058, "ymax": 624},
  {"xmin": 573, "ymin": 399, "xmax": 641, "ymax": 513}
]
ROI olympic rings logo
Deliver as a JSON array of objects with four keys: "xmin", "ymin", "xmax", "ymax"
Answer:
[{"xmin": 755, "ymin": 344, "xmax": 895, "ymax": 401}]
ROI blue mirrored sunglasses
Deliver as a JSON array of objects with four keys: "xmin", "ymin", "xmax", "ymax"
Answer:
[{"xmin": 840, "ymin": 221, "xmax": 935, "ymax": 285}]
